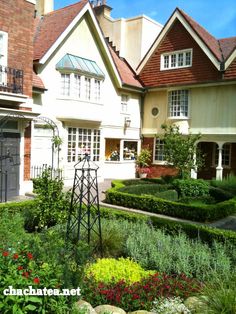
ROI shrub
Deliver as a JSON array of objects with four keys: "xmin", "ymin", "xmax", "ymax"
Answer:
[
  {"xmin": 125, "ymin": 222, "xmax": 234, "ymax": 281},
  {"xmin": 210, "ymin": 175, "xmax": 236, "ymax": 195},
  {"xmin": 105, "ymin": 180, "xmax": 236, "ymax": 222},
  {"xmin": 173, "ymin": 179, "xmax": 210, "ymax": 198},
  {"xmin": 81, "ymin": 272, "xmax": 202, "ymax": 311},
  {"xmin": 209, "ymin": 186, "xmax": 233, "ymax": 202},
  {"xmin": 196, "ymin": 273, "xmax": 236, "ymax": 314},
  {"xmin": 119, "ymin": 183, "xmax": 173, "ymax": 195},
  {"xmin": 84, "ymin": 258, "xmax": 154, "ymax": 284},
  {"xmin": 32, "ymin": 168, "xmax": 71, "ymax": 229},
  {"xmin": 0, "ymin": 245, "xmax": 69, "ymax": 313}
]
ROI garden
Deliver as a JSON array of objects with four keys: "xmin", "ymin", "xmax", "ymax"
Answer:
[
  {"xmin": 1, "ymin": 166, "xmax": 236, "ymax": 314},
  {"xmin": 1, "ymin": 126, "xmax": 236, "ymax": 313}
]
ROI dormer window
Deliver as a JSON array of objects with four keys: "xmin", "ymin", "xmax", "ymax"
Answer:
[{"xmin": 161, "ymin": 49, "xmax": 192, "ymax": 70}]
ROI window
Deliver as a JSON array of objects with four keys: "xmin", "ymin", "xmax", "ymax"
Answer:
[
  {"xmin": 94, "ymin": 79, "xmax": 101, "ymax": 102},
  {"xmin": 85, "ymin": 77, "xmax": 91, "ymax": 100},
  {"xmin": 161, "ymin": 49, "xmax": 192, "ymax": 70},
  {"xmin": 168, "ymin": 90, "xmax": 189, "ymax": 118},
  {"xmin": 121, "ymin": 95, "xmax": 128, "ymax": 113},
  {"xmin": 60, "ymin": 74, "xmax": 70, "ymax": 96},
  {"xmin": 74, "ymin": 74, "xmax": 81, "ymax": 98},
  {"xmin": 154, "ymin": 138, "xmax": 165, "ymax": 162},
  {"xmin": 123, "ymin": 141, "xmax": 137, "ymax": 160},
  {"xmin": 67, "ymin": 127, "xmax": 100, "ymax": 163},
  {"xmin": 215, "ymin": 143, "xmax": 231, "ymax": 167},
  {"xmin": 0, "ymin": 31, "xmax": 8, "ymax": 84}
]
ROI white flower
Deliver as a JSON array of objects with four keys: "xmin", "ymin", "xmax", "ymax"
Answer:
[{"xmin": 152, "ymin": 297, "xmax": 191, "ymax": 314}]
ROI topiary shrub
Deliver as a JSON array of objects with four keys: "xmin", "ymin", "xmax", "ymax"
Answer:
[
  {"xmin": 84, "ymin": 258, "xmax": 154, "ymax": 284},
  {"xmin": 173, "ymin": 179, "xmax": 209, "ymax": 198},
  {"xmin": 209, "ymin": 186, "xmax": 233, "ymax": 202}
]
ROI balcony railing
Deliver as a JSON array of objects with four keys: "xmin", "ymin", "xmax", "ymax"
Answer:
[{"xmin": 0, "ymin": 65, "xmax": 23, "ymax": 94}]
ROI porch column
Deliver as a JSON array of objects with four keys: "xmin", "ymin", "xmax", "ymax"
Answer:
[
  {"xmin": 216, "ymin": 143, "xmax": 223, "ymax": 180},
  {"xmin": 190, "ymin": 147, "xmax": 197, "ymax": 179}
]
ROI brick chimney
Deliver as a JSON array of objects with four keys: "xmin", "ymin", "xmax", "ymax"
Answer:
[
  {"xmin": 92, "ymin": 0, "xmax": 112, "ymax": 18},
  {"xmin": 35, "ymin": 0, "xmax": 54, "ymax": 16}
]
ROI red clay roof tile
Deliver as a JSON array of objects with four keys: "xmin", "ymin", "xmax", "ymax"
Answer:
[
  {"xmin": 34, "ymin": 0, "xmax": 88, "ymax": 61},
  {"xmin": 32, "ymin": 71, "xmax": 45, "ymax": 90}
]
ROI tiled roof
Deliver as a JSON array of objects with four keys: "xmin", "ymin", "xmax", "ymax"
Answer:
[
  {"xmin": 178, "ymin": 9, "xmax": 236, "ymax": 62},
  {"xmin": 32, "ymin": 71, "xmax": 45, "ymax": 90},
  {"xmin": 178, "ymin": 9, "xmax": 222, "ymax": 61},
  {"xmin": 219, "ymin": 37, "xmax": 236, "ymax": 60},
  {"xmin": 108, "ymin": 44, "xmax": 143, "ymax": 88},
  {"xmin": 34, "ymin": 0, "xmax": 88, "ymax": 61}
]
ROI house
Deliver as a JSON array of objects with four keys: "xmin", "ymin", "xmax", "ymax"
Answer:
[
  {"xmin": 0, "ymin": 0, "xmax": 38, "ymax": 201},
  {"xmin": 32, "ymin": 0, "xmax": 143, "ymax": 185},
  {"xmin": 137, "ymin": 8, "xmax": 236, "ymax": 180},
  {"xmin": 93, "ymin": 0, "xmax": 163, "ymax": 69}
]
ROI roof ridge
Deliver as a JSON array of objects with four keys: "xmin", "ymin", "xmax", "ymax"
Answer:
[{"xmin": 44, "ymin": 0, "xmax": 88, "ymax": 16}]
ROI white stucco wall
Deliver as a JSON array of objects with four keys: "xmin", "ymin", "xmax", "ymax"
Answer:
[{"xmin": 32, "ymin": 16, "xmax": 141, "ymax": 184}]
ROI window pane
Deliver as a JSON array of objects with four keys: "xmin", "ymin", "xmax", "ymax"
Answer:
[
  {"xmin": 155, "ymin": 138, "xmax": 165, "ymax": 161},
  {"xmin": 178, "ymin": 53, "xmax": 184, "ymax": 66},
  {"xmin": 123, "ymin": 141, "xmax": 137, "ymax": 160},
  {"xmin": 67, "ymin": 127, "xmax": 100, "ymax": 163},
  {"xmin": 168, "ymin": 90, "xmax": 189, "ymax": 117},
  {"xmin": 171, "ymin": 54, "xmax": 176, "ymax": 68},
  {"xmin": 164, "ymin": 55, "xmax": 169, "ymax": 68},
  {"xmin": 185, "ymin": 51, "xmax": 191, "ymax": 66},
  {"xmin": 85, "ymin": 77, "xmax": 91, "ymax": 100},
  {"xmin": 74, "ymin": 74, "xmax": 81, "ymax": 98},
  {"xmin": 121, "ymin": 94, "xmax": 128, "ymax": 113},
  {"xmin": 94, "ymin": 79, "xmax": 101, "ymax": 102},
  {"xmin": 61, "ymin": 74, "xmax": 70, "ymax": 96}
]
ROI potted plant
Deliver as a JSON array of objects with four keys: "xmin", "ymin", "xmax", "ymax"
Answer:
[{"xmin": 136, "ymin": 148, "xmax": 152, "ymax": 178}]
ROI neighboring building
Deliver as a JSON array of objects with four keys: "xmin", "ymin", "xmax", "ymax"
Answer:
[
  {"xmin": 137, "ymin": 8, "xmax": 236, "ymax": 180},
  {"xmin": 0, "ymin": 0, "xmax": 38, "ymax": 200},
  {"xmin": 32, "ymin": 0, "xmax": 143, "ymax": 185},
  {"xmin": 93, "ymin": 0, "xmax": 163, "ymax": 69}
]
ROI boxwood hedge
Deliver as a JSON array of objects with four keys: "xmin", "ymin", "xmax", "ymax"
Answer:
[{"xmin": 105, "ymin": 180, "xmax": 236, "ymax": 223}]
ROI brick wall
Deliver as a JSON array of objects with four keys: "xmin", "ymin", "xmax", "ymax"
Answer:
[
  {"xmin": 139, "ymin": 19, "xmax": 222, "ymax": 87},
  {"xmin": 0, "ymin": 0, "xmax": 34, "ymax": 97},
  {"xmin": 142, "ymin": 137, "xmax": 178, "ymax": 178}
]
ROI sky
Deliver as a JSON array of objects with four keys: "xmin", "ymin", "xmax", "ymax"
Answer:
[{"xmin": 54, "ymin": 0, "xmax": 236, "ymax": 39}]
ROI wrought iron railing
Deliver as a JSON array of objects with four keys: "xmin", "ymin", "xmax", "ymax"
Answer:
[
  {"xmin": 0, "ymin": 65, "xmax": 23, "ymax": 94},
  {"xmin": 30, "ymin": 164, "xmax": 63, "ymax": 180}
]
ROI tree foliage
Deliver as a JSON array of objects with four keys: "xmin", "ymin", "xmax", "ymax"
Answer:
[{"xmin": 161, "ymin": 124, "xmax": 203, "ymax": 178}]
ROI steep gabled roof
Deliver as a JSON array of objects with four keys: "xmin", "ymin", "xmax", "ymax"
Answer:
[
  {"xmin": 34, "ymin": 0, "xmax": 88, "ymax": 61},
  {"xmin": 33, "ymin": 0, "xmax": 142, "ymax": 90},
  {"xmin": 219, "ymin": 36, "xmax": 236, "ymax": 60},
  {"xmin": 108, "ymin": 44, "xmax": 143, "ymax": 89},
  {"xmin": 137, "ymin": 7, "xmax": 236, "ymax": 74}
]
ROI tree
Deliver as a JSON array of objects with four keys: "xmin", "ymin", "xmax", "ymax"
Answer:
[{"xmin": 161, "ymin": 124, "xmax": 203, "ymax": 179}]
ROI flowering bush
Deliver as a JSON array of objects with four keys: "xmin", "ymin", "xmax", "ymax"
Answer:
[
  {"xmin": 81, "ymin": 272, "xmax": 202, "ymax": 311},
  {"xmin": 152, "ymin": 297, "xmax": 191, "ymax": 314},
  {"xmin": 0, "ymin": 246, "xmax": 68, "ymax": 313},
  {"xmin": 136, "ymin": 167, "xmax": 151, "ymax": 174}
]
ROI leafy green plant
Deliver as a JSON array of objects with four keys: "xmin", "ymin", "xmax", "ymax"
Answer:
[
  {"xmin": 0, "ymin": 245, "xmax": 69, "ymax": 313},
  {"xmin": 84, "ymin": 258, "xmax": 154, "ymax": 284},
  {"xmin": 210, "ymin": 175, "xmax": 236, "ymax": 195},
  {"xmin": 173, "ymin": 178, "xmax": 210, "ymax": 198},
  {"xmin": 196, "ymin": 274, "xmax": 236, "ymax": 314},
  {"xmin": 125, "ymin": 222, "xmax": 235, "ymax": 281},
  {"xmin": 161, "ymin": 124, "xmax": 203, "ymax": 179},
  {"xmin": 32, "ymin": 168, "xmax": 70, "ymax": 229},
  {"xmin": 136, "ymin": 148, "xmax": 152, "ymax": 168}
]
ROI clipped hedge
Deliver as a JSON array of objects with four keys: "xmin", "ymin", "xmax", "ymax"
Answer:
[
  {"xmin": 99, "ymin": 206, "xmax": 236, "ymax": 246},
  {"xmin": 105, "ymin": 180, "xmax": 236, "ymax": 223}
]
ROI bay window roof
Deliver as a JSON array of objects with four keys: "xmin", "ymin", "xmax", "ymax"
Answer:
[{"xmin": 56, "ymin": 53, "xmax": 105, "ymax": 79}]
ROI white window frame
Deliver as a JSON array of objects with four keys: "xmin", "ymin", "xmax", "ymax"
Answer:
[
  {"xmin": 154, "ymin": 138, "xmax": 166, "ymax": 164},
  {"xmin": 60, "ymin": 73, "xmax": 70, "ymax": 96},
  {"xmin": 67, "ymin": 127, "xmax": 101, "ymax": 163},
  {"xmin": 168, "ymin": 89, "xmax": 189, "ymax": 118},
  {"xmin": 0, "ymin": 31, "xmax": 8, "ymax": 85},
  {"xmin": 121, "ymin": 94, "xmax": 129, "ymax": 113},
  {"xmin": 94, "ymin": 79, "xmax": 101, "ymax": 102},
  {"xmin": 161, "ymin": 49, "xmax": 192, "ymax": 70}
]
